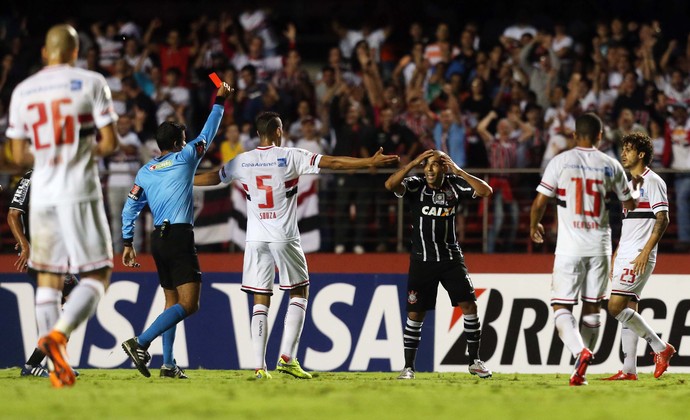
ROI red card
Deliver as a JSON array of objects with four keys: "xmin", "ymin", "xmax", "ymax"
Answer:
[{"xmin": 209, "ymin": 72, "xmax": 222, "ymax": 88}]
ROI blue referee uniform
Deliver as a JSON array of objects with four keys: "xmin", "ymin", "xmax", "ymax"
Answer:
[{"xmin": 122, "ymin": 104, "xmax": 224, "ymax": 241}]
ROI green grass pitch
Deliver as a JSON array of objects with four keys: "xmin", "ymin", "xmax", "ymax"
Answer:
[{"xmin": 1, "ymin": 369, "xmax": 689, "ymax": 419}]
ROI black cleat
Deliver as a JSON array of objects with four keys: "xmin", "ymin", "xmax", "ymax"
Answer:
[
  {"xmin": 122, "ymin": 337, "xmax": 151, "ymax": 378},
  {"xmin": 160, "ymin": 364, "xmax": 189, "ymax": 379}
]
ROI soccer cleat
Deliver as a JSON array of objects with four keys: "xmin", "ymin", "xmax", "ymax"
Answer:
[
  {"xmin": 255, "ymin": 369, "xmax": 272, "ymax": 379},
  {"xmin": 468, "ymin": 359, "xmax": 492, "ymax": 378},
  {"xmin": 653, "ymin": 343, "xmax": 676, "ymax": 378},
  {"xmin": 121, "ymin": 337, "xmax": 152, "ymax": 378},
  {"xmin": 20, "ymin": 364, "xmax": 49, "ymax": 378},
  {"xmin": 160, "ymin": 365, "xmax": 189, "ymax": 379},
  {"xmin": 38, "ymin": 330, "xmax": 76, "ymax": 388},
  {"xmin": 600, "ymin": 370, "xmax": 638, "ymax": 381},
  {"xmin": 277, "ymin": 356, "xmax": 312, "ymax": 379},
  {"xmin": 397, "ymin": 367, "xmax": 415, "ymax": 380},
  {"xmin": 571, "ymin": 348, "xmax": 593, "ymax": 381},
  {"xmin": 569, "ymin": 373, "xmax": 588, "ymax": 386}
]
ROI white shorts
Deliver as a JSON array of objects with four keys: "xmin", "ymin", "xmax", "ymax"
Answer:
[
  {"xmin": 611, "ymin": 257, "xmax": 655, "ymax": 301},
  {"xmin": 242, "ymin": 240, "xmax": 309, "ymax": 295},
  {"xmin": 551, "ymin": 255, "xmax": 609, "ymax": 305},
  {"xmin": 29, "ymin": 200, "xmax": 113, "ymax": 274}
]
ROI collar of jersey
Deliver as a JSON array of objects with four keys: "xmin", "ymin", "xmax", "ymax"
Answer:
[{"xmin": 256, "ymin": 145, "xmax": 275, "ymax": 150}]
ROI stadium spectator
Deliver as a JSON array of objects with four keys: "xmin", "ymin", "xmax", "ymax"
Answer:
[
  {"xmin": 90, "ymin": 21, "xmax": 123, "ymax": 72},
  {"xmin": 385, "ymin": 149, "xmax": 493, "ymax": 380},
  {"xmin": 219, "ymin": 123, "xmax": 245, "ymax": 162},
  {"xmin": 519, "ymin": 33, "xmax": 560, "ymax": 109},
  {"xmin": 332, "ymin": 20, "xmax": 392, "ymax": 62},
  {"xmin": 143, "ymin": 18, "xmax": 199, "ymax": 86},
  {"xmin": 424, "ymin": 23, "xmax": 459, "ymax": 66},
  {"xmin": 663, "ymin": 102, "xmax": 690, "ymax": 250},
  {"xmin": 530, "ymin": 113, "xmax": 637, "ymax": 386}
]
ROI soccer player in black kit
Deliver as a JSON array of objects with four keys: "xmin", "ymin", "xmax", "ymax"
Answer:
[{"xmin": 385, "ymin": 149, "xmax": 493, "ymax": 379}]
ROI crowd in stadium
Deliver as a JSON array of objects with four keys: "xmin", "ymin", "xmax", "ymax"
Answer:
[{"xmin": 1, "ymin": 5, "xmax": 689, "ymax": 254}]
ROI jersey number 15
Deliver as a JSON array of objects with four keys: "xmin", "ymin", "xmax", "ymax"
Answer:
[{"xmin": 571, "ymin": 177, "xmax": 603, "ymax": 217}]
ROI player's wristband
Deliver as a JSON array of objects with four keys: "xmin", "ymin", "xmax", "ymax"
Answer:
[
  {"xmin": 123, "ymin": 239, "xmax": 133, "ymax": 248},
  {"xmin": 214, "ymin": 96, "xmax": 225, "ymax": 105}
]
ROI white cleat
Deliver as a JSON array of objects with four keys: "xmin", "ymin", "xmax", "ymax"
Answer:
[
  {"xmin": 469, "ymin": 359, "xmax": 492, "ymax": 378},
  {"xmin": 397, "ymin": 367, "xmax": 415, "ymax": 379}
]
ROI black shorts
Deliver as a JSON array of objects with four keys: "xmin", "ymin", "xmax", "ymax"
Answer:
[
  {"xmin": 406, "ymin": 258, "xmax": 476, "ymax": 312},
  {"xmin": 151, "ymin": 224, "xmax": 201, "ymax": 290}
]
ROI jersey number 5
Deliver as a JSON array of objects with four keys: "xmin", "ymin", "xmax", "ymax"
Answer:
[
  {"xmin": 28, "ymin": 98, "xmax": 74, "ymax": 149},
  {"xmin": 256, "ymin": 175, "xmax": 275, "ymax": 209},
  {"xmin": 571, "ymin": 177, "xmax": 603, "ymax": 217}
]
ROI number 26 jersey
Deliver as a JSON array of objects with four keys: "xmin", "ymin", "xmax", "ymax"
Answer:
[
  {"xmin": 6, "ymin": 64, "xmax": 117, "ymax": 206},
  {"xmin": 219, "ymin": 145, "xmax": 322, "ymax": 242},
  {"xmin": 536, "ymin": 146, "xmax": 631, "ymax": 256}
]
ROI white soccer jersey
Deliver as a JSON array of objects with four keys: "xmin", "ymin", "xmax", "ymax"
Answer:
[
  {"xmin": 219, "ymin": 145, "xmax": 322, "ymax": 242},
  {"xmin": 617, "ymin": 168, "xmax": 668, "ymax": 262},
  {"xmin": 537, "ymin": 146, "xmax": 632, "ymax": 256},
  {"xmin": 6, "ymin": 64, "xmax": 117, "ymax": 205}
]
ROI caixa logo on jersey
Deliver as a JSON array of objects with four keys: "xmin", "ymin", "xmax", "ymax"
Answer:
[{"xmin": 434, "ymin": 274, "xmax": 690, "ymax": 374}]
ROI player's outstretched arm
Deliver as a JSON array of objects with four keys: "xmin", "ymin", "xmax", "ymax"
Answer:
[
  {"xmin": 194, "ymin": 170, "xmax": 222, "ymax": 186},
  {"xmin": 384, "ymin": 149, "xmax": 433, "ymax": 195},
  {"xmin": 440, "ymin": 154, "xmax": 493, "ymax": 197},
  {"xmin": 319, "ymin": 147, "xmax": 399, "ymax": 170},
  {"xmin": 530, "ymin": 193, "xmax": 549, "ymax": 243}
]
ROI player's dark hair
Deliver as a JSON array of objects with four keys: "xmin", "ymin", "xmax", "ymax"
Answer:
[
  {"xmin": 622, "ymin": 132, "xmax": 654, "ymax": 166},
  {"xmin": 575, "ymin": 112, "xmax": 603, "ymax": 142},
  {"xmin": 256, "ymin": 112, "xmax": 281, "ymax": 138},
  {"xmin": 156, "ymin": 121, "xmax": 186, "ymax": 151}
]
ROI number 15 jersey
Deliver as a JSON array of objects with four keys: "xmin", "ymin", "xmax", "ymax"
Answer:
[
  {"xmin": 6, "ymin": 64, "xmax": 117, "ymax": 206},
  {"xmin": 219, "ymin": 145, "xmax": 322, "ymax": 242},
  {"xmin": 536, "ymin": 146, "xmax": 631, "ymax": 256}
]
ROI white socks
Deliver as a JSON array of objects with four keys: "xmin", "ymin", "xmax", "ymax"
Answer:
[
  {"xmin": 554, "ymin": 308, "xmax": 586, "ymax": 357},
  {"xmin": 279, "ymin": 298, "xmax": 308, "ymax": 360},
  {"xmin": 615, "ymin": 308, "xmax": 666, "ymax": 353},
  {"xmin": 251, "ymin": 304, "xmax": 269, "ymax": 370},
  {"xmin": 53, "ymin": 278, "xmax": 105, "ymax": 336},
  {"xmin": 621, "ymin": 326, "xmax": 638, "ymax": 374},
  {"xmin": 35, "ymin": 287, "xmax": 61, "ymax": 336},
  {"xmin": 580, "ymin": 313, "xmax": 601, "ymax": 350}
]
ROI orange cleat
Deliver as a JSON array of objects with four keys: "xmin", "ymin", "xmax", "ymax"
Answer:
[
  {"xmin": 38, "ymin": 330, "xmax": 76, "ymax": 388},
  {"xmin": 600, "ymin": 370, "xmax": 638, "ymax": 381},
  {"xmin": 569, "ymin": 373, "xmax": 588, "ymax": 386},
  {"xmin": 569, "ymin": 348, "xmax": 593, "ymax": 386},
  {"xmin": 653, "ymin": 343, "xmax": 676, "ymax": 379}
]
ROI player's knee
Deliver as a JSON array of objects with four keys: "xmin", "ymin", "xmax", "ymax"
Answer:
[
  {"xmin": 180, "ymin": 300, "xmax": 199, "ymax": 315},
  {"xmin": 607, "ymin": 299, "xmax": 626, "ymax": 317}
]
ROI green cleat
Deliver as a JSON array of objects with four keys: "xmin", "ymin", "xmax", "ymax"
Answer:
[
  {"xmin": 255, "ymin": 369, "xmax": 272, "ymax": 379},
  {"xmin": 276, "ymin": 356, "xmax": 312, "ymax": 379}
]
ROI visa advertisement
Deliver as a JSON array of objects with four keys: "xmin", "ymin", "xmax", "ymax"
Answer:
[{"xmin": 1, "ymin": 254, "xmax": 688, "ymax": 374}]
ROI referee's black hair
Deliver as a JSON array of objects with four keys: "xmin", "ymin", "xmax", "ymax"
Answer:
[
  {"xmin": 156, "ymin": 121, "xmax": 186, "ymax": 151},
  {"xmin": 256, "ymin": 112, "xmax": 281, "ymax": 139},
  {"xmin": 622, "ymin": 132, "xmax": 654, "ymax": 166},
  {"xmin": 575, "ymin": 112, "xmax": 603, "ymax": 142}
]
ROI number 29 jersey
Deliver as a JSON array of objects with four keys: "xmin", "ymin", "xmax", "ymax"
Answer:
[
  {"xmin": 536, "ymin": 146, "xmax": 631, "ymax": 256},
  {"xmin": 219, "ymin": 145, "xmax": 322, "ymax": 242},
  {"xmin": 6, "ymin": 64, "xmax": 117, "ymax": 206}
]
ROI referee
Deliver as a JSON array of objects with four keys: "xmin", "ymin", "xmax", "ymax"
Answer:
[
  {"xmin": 385, "ymin": 149, "xmax": 493, "ymax": 380},
  {"xmin": 121, "ymin": 82, "xmax": 232, "ymax": 379}
]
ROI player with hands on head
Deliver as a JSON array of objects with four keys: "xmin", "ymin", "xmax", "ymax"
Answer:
[
  {"xmin": 603, "ymin": 132, "xmax": 675, "ymax": 381},
  {"xmin": 194, "ymin": 111, "xmax": 398, "ymax": 379},
  {"xmin": 385, "ymin": 149, "xmax": 493, "ymax": 380},
  {"xmin": 120, "ymin": 81, "xmax": 233, "ymax": 380}
]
